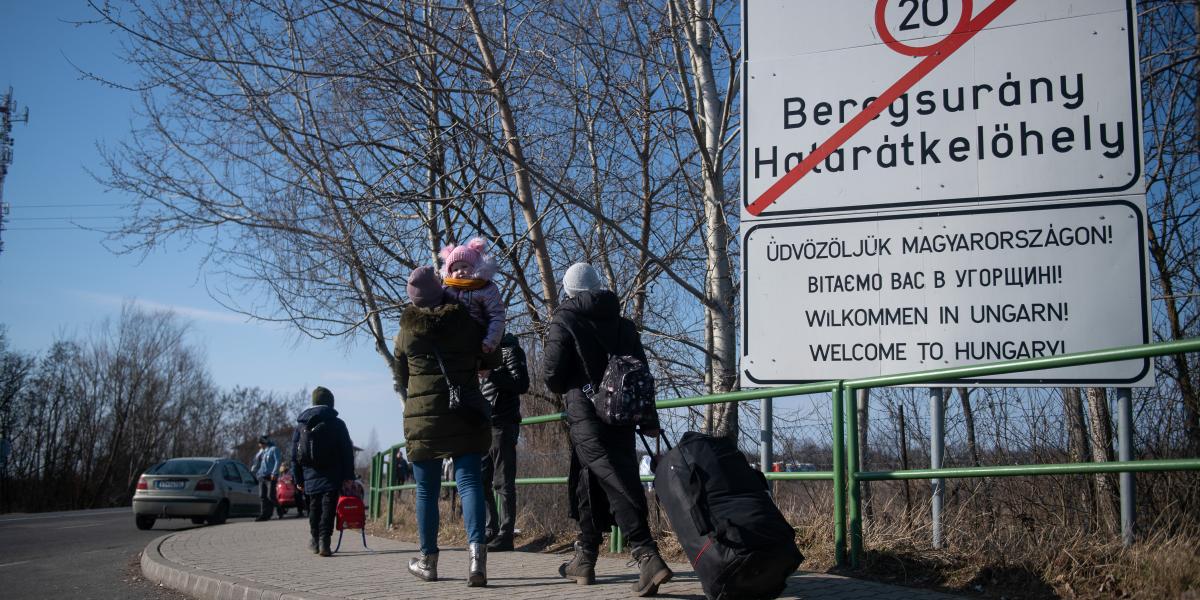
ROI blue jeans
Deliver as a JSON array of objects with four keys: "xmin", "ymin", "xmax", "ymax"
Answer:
[{"xmin": 412, "ymin": 453, "xmax": 486, "ymax": 555}]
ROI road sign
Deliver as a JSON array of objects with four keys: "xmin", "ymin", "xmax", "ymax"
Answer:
[
  {"xmin": 742, "ymin": 197, "xmax": 1152, "ymax": 385},
  {"xmin": 742, "ymin": 0, "xmax": 1142, "ymax": 218},
  {"xmin": 739, "ymin": 0, "xmax": 1152, "ymax": 386}
]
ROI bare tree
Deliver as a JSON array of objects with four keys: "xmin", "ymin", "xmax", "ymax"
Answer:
[
  {"xmin": 1140, "ymin": 1, "xmax": 1200, "ymax": 450},
  {"xmin": 666, "ymin": 0, "xmax": 741, "ymax": 438},
  {"xmin": 1085, "ymin": 387, "xmax": 1119, "ymax": 532}
]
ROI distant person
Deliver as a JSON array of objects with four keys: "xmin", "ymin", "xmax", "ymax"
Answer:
[
  {"xmin": 395, "ymin": 266, "xmax": 491, "ymax": 586},
  {"xmin": 639, "ymin": 454, "xmax": 654, "ymax": 492},
  {"xmin": 393, "ymin": 448, "xmax": 410, "ymax": 487},
  {"xmin": 291, "ymin": 386, "xmax": 355, "ymax": 557},
  {"xmin": 543, "ymin": 262, "xmax": 672, "ymax": 595},
  {"xmin": 441, "ymin": 458, "xmax": 457, "ymax": 505},
  {"xmin": 480, "ymin": 332, "xmax": 530, "ymax": 551},
  {"xmin": 387, "ymin": 448, "xmax": 409, "ymax": 514},
  {"xmin": 251, "ymin": 435, "xmax": 280, "ymax": 521},
  {"xmin": 275, "ymin": 463, "xmax": 305, "ymax": 518}
]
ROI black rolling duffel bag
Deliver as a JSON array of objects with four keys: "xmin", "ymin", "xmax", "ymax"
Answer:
[{"xmin": 652, "ymin": 431, "xmax": 803, "ymax": 600}]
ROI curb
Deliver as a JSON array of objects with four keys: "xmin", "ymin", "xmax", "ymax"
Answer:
[{"xmin": 140, "ymin": 530, "xmax": 344, "ymax": 600}]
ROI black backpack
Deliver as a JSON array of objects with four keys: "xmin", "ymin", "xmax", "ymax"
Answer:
[
  {"xmin": 573, "ymin": 320, "xmax": 656, "ymax": 426},
  {"xmin": 297, "ymin": 416, "xmax": 336, "ymax": 469}
]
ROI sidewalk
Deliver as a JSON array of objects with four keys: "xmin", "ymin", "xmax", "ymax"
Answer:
[{"xmin": 141, "ymin": 519, "xmax": 964, "ymax": 600}]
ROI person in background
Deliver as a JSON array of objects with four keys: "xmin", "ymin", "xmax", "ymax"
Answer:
[
  {"xmin": 395, "ymin": 265, "xmax": 491, "ymax": 586},
  {"xmin": 251, "ymin": 435, "xmax": 279, "ymax": 521},
  {"xmin": 291, "ymin": 386, "xmax": 355, "ymax": 557},
  {"xmin": 543, "ymin": 262, "xmax": 672, "ymax": 596},
  {"xmin": 396, "ymin": 449, "xmax": 410, "ymax": 484},
  {"xmin": 480, "ymin": 332, "xmax": 530, "ymax": 551},
  {"xmin": 275, "ymin": 463, "xmax": 305, "ymax": 518},
  {"xmin": 639, "ymin": 454, "xmax": 654, "ymax": 492}
]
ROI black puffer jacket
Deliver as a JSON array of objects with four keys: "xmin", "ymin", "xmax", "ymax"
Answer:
[
  {"xmin": 543, "ymin": 290, "xmax": 658, "ymax": 430},
  {"xmin": 290, "ymin": 405, "xmax": 355, "ymax": 495},
  {"xmin": 480, "ymin": 333, "xmax": 529, "ymax": 426}
]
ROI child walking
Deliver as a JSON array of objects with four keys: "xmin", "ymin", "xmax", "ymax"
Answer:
[{"xmin": 440, "ymin": 238, "xmax": 506, "ymax": 366}]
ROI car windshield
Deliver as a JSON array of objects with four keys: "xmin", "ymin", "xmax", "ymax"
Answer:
[{"xmin": 147, "ymin": 459, "xmax": 214, "ymax": 476}]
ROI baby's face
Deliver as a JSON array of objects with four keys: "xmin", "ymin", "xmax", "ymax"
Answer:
[{"xmin": 449, "ymin": 261, "xmax": 473, "ymax": 278}]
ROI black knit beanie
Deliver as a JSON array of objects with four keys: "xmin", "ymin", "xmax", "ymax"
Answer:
[{"xmin": 312, "ymin": 386, "xmax": 335, "ymax": 407}]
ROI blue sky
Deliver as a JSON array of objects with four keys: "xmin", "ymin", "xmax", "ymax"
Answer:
[{"xmin": 0, "ymin": 1, "xmax": 402, "ymax": 451}]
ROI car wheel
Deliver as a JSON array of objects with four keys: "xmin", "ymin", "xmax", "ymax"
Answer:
[
  {"xmin": 135, "ymin": 515, "xmax": 156, "ymax": 530},
  {"xmin": 190, "ymin": 517, "xmax": 207, "ymax": 525},
  {"xmin": 207, "ymin": 500, "xmax": 229, "ymax": 526}
]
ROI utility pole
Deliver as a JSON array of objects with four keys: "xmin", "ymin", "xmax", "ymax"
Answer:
[{"xmin": 0, "ymin": 88, "xmax": 31, "ymax": 256}]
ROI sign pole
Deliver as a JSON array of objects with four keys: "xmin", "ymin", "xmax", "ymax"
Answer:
[
  {"xmin": 930, "ymin": 387, "xmax": 945, "ymax": 549},
  {"xmin": 1117, "ymin": 387, "xmax": 1136, "ymax": 545},
  {"xmin": 760, "ymin": 397, "xmax": 774, "ymax": 482}
]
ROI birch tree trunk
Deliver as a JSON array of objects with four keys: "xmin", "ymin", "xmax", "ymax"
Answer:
[
  {"xmin": 1064, "ymin": 388, "xmax": 1094, "ymax": 529},
  {"xmin": 462, "ymin": 0, "xmax": 559, "ymax": 314},
  {"xmin": 671, "ymin": 0, "xmax": 739, "ymax": 439},
  {"xmin": 1086, "ymin": 387, "xmax": 1120, "ymax": 532}
]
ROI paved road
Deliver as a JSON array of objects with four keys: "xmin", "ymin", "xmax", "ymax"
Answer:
[
  {"xmin": 144, "ymin": 519, "xmax": 965, "ymax": 600},
  {"xmin": 0, "ymin": 507, "xmax": 259, "ymax": 599}
]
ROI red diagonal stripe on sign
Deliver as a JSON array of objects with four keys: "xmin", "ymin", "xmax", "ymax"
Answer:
[{"xmin": 746, "ymin": 0, "xmax": 1019, "ymax": 216}]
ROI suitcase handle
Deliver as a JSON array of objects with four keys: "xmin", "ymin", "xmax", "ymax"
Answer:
[{"xmin": 637, "ymin": 431, "xmax": 673, "ymax": 455}]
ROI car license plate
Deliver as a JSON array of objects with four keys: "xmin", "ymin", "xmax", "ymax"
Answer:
[{"xmin": 156, "ymin": 480, "xmax": 186, "ymax": 490}]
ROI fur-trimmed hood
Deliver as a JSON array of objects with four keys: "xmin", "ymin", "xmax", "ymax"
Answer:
[{"xmin": 400, "ymin": 301, "xmax": 469, "ymax": 337}]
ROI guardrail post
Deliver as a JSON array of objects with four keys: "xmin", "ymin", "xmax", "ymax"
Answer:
[
  {"xmin": 846, "ymin": 385, "xmax": 863, "ymax": 567},
  {"xmin": 376, "ymin": 453, "xmax": 384, "ymax": 519},
  {"xmin": 610, "ymin": 525, "xmax": 625, "ymax": 554},
  {"xmin": 386, "ymin": 453, "xmax": 396, "ymax": 529},
  {"xmin": 832, "ymin": 384, "xmax": 847, "ymax": 567},
  {"xmin": 930, "ymin": 387, "xmax": 945, "ymax": 549},
  {"xmin": 368, "ymin": 453, "xmax": 377, "ymax": 519},
  {"xmin": 761, "ymin": 397, "xmax": 774, "ymax": 485},
  {"xmin": 1117, "ymin": 387, "xmax": 1136, "ymax": 545},
  {"xmin": 374, "ymin": 453, "xmax": 383, "ymax": 520}
]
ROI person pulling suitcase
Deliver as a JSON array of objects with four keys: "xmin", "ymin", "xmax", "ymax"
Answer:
[{"xmin": 543, "ymin": 262, "xmax": 673, "ymax": 596}]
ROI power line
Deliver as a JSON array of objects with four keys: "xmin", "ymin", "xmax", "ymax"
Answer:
[
  {"xmin": 8, "ymin": 216, "xmax": 122, "ymax": 221},
  {"xmin": 5, "ymin": 226, "xmax": 105, "ymax": 232},
  {"xmin": 13, "ymin": 202, "xmax": 127, "ymax": 208}
]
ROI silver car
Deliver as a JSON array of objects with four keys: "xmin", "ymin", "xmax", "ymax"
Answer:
[{"xmin": 132, "ymin": 457, "xmax": 261, "ymax": 529}]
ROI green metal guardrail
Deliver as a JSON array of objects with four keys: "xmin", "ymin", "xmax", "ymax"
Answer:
[
  {"xmin": 370, "ymin": 337, "xmax": 1200, "ymax": 568},
  {"xmin": 840, "ymin": 337, "xmax": 1200, "ymax": 567}
]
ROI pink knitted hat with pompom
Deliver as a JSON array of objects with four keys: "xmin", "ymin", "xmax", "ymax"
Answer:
[{"xmin": 439, "ymin": 238, "xmax": 488, "ymax": 277}]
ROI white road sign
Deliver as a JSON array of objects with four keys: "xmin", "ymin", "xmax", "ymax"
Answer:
[
  {"xmin": 742, "ymin": 0, "xmax": 1143, "ymax": 219},
  {"xmin": 742, "ymin": 198, "xmax": 1152, "ymax": 385}
]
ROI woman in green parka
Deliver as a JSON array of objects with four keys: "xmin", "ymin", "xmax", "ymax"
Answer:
[{"xmin": 395, "ymin": 265, "xmax": 490, "ymax": 586}]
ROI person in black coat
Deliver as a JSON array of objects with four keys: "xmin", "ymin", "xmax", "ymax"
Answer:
[
  {"xmin": 291, "ymin": 386, "xmax": 355, "ymax": 557},
  {"xmin": 480, "ymin": 332, "xmax": 530, "ymax": 551},
  {"xmin": 542, "ymin": 263, "xmax": 672, "ymax": 596}
]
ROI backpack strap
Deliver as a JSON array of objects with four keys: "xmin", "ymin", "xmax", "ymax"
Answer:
[
  {"xmin": 565, "ymin": 320, "xmax": 601, "ymax": 395},
  {"xmin": 565, "ymin": 315, "xmax": 620, "ymax": 395}
]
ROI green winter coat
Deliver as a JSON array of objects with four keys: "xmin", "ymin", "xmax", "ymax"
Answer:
[{"xmin": 395, "ymin": 302, "xmax": 490, "ymax": 462}]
